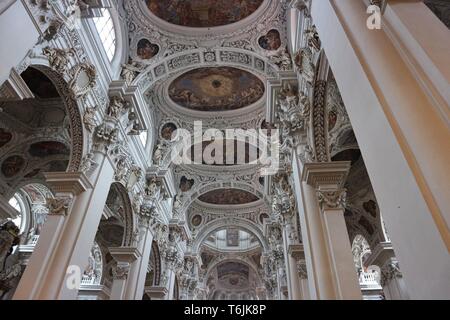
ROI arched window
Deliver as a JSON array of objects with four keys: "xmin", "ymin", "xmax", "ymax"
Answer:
[
  {"xmin": 93, "ymin": 8, "xmax": 116, "ymax": 61},
  {"xmin": 8, "ymin": 194, "xmax": 24, "ymax": 231}
]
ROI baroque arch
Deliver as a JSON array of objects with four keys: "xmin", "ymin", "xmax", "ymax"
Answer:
[
  {"xmin": 192, "ymin": 217, "xmax": 269, "ymax": 253},
  {"xmin": 26, "ymin": 63, "xmax": 85, "ymax": 173}
]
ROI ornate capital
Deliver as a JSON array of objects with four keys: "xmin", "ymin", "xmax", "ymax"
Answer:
[
  {"xmin": 381, "ymin": 259, "xmax": 402, "ymax": 287},
  {"xmin": 289, "ymin": 0, "xmax": 310, "ymax": 16},
  {"xmin": 370, "ymin": 0, "xmax": 387, "ymax": 14},
  {"xmin": 112, "ymin": 262, "xmax": 130, "ymax": 280},
  {"xmin": 297, "ymin": 259, "xmax": 308, "ymax": 280},
  {"xmin": 46, "ymin": 196, "xmax": 73, "ymax": 216},
  {"xmin": 317, "ymin": 188, "xmax": 347, "ymax": 210}
]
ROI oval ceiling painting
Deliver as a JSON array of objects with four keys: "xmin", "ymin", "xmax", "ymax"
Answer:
[
  {"xmin": 198, "ymin": 189, "xmax": 259, "ymax": 205},
  {"xmin": 169, "ymin": 67, "xmax": 265, "ymax": 111},
  {"xmin": 146, "ymin": 0, "xmax": 264, "ymax": 28}
]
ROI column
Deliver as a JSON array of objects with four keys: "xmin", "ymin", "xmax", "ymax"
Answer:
[
  {"xmin": 281, "ymin": 223, "xmax": 303, "ymax": 300},
  {"xmin": 14, "ymin": 141, "xmax": 116, "ymax": 300},
  {"xmin": 296, "ymin": 258, "xmax": 310, "ymax": 300},
  {"xmin": 310, "ymin": 0, "xmax": 450, "ymax": 299},
  {"xmin": 298, "ymin": 160, "xmax": 361, "ymax": 299},
  {"xmin": 288, "ymin": 244, "xmax": 309, "ymax": 300},
  {"xmin": 122, "ymin": 224, "xmax": 154, "ymax": 300},
  {"xmin": 365, "ymin": 242, "xmax": 410, "ymax": 300},
  {"xmin": 109, "ymin": 247, "xmax": 141, "ymax": 300}
]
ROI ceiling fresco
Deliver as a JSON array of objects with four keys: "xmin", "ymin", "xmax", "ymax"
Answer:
[
  {"xmin": 145, "ymin": 0, "xmax": 264, "ymax": 28},
  {"xmin": 168, "ymin": 67, "xmax": 265, "ymax": 111},
  {"xmin": 137, "ymin": 39, "xmax": 159, "ymax": 60},
  {"xmin": 258, "ymin": 29, "xmax": 281, "ymax": 51},
  {"xmin": 198, "ymin": 188, "xmax": 259, "ymax": 205},
  {"xmin": 217, "ymin": 261, "xmax": 250, "ymax": 289},
  {"xmin": 1, "ymin": 155, "xmax": 25, "ymax": 178},
  {"xmin": 28, "ymin": 141, "xmax": 70, "ymax": 158},
  {"xmin": 0, "ymin": 129, "xmax": 12, "ymax": 148}
]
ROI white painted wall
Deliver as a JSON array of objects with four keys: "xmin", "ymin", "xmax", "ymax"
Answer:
[{"xmin": 0, "ymin": 0, "xmax": 39, "ymax": 85}]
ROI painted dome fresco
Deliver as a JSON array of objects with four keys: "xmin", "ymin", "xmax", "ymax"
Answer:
[
  {"xmin": 145, "ymin": 0, "xmax": 264, "ymax": 28},
  {"xmin": 198, "ymin": 189, "xmax": 259, "ymax": 205},
  {"xmin": 168, "ymin": 67, "xmax": 265, "ymax": 111}
]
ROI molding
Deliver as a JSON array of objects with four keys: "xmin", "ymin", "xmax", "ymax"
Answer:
[
  {"xmin": 301, "ymin": 161, "xmax": 351, "ymax": 189},
  {"xmin": 108, "ymin": 246, "xmax": 142, "ymax": 263},
  {"xmin": 43, "ymin": 172, "xmax": 93, "ymax": 195}
]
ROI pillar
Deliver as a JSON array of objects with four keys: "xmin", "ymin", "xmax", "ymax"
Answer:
[
  {"xmin": 281, "ymin": 222, "xmax": 303, "ymax": 300},
  {"xmin": 123, "ymin": 224, "xmax": 154, "ymax": 300},
  {"xmin": 294, "ymin": 159, "xmax": 361, "ymax": 299},
  {"xmin": 109, "ymin": 247, "xmax": 141, "ymax": 300},
  {"xmin": 289, "ymin": 244, "xmax": 310, "ymax": 300},
  {"xmin": 310, "ymin": 0, "xmax": 450, "ymax": 299},
  {"xmin": 14, "ymin": 146, "xmax": 115, "ymax": 299},
  {"xmin": 365, "ymin": 241, "xmax": 410, "ymax": 300}
]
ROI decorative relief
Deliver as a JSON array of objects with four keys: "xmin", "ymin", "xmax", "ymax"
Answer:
[
  {"xmin": 79, "ymin": 152, "xmax": 97, "ymax": 175},
  {"xmin": 112, "ymin": 262, "xmax": 130, "ymax": 280},
  {"xmin": 68, "ymin": 63, "xmax": 96, "ymax": 100},
  {"xmin": 294, "ymin": 48, "xmax": 315, "ymax": 84},
  {"xmin": 46, "ymin": 196, "xmax": 72, "ymax": 216},
  {"xmin": 167, "ymin": 53, "xmax": 201, "ymax": 71},
  {"xmin": 219, "ymin": 51, "xmax": 252, "ymax": 65},
  {"xmin": 296, "ymin": 259, "xmax": 308, "ymax": 279},
  {"xmin": 312, "ymin": 80, "xmax": 328, "ymax": 162},
  {"xmin": 290, "ymin": 0, "xmax": 311, "ymax": 16},
  {"xmin": 43, "ymin": 47, "xmax": 75, "ymax": 74},
  {"xmin": 269, "ymin": 47, "xmax": 293, "ymax": 71},
  {"xmin": 121, "ymin": 60, "xmax": 145, "ymax": 85},
  {"xmin": 82, "ymin": 106, "xmax": 97, "ymax": 132},
  {"xmin": 317, "ymin": 189, "xmax": 347, "ymax": 210},
  {"xmin": 381, "ymin": 260, "xmax": 402, "ymax": 287}
]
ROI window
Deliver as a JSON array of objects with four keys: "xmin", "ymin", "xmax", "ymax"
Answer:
[
  {"xmin": 139, "ymin": 131, "xmax": 148, "ymax": 147},
  {"xmin": 8, "ymin": 195, "xmax": 22, "ymax": 229},
  {"xmin": 93, "ymin": 9, "xmax": 116, "ymax": 61}
]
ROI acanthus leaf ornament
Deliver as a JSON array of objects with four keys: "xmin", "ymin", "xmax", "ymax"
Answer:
[
  {"xmin": 317, "ymin": 189, "xmax": 347, "ymax": 210},
  {"xmin": 381, "ymin": 259, "xmax": 402, "ymax": 287},
  {"xmin": 312, "ymin": 80, "xmax": 329, "ymax": 162},
  {"xmin": 112, "ymin": 262, "xmax": 130, "ymax": 280},
  {"xmin": 46, "ymin": 196, "xmax": 72, "ymax": 216},
  {"xmin": 297, "ymin": 259, "xmax": 308, "ymax": 279}
]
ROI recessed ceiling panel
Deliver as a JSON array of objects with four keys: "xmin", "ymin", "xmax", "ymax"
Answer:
[{"xmin": 198, "ymin": 188, "xmax": 259, "ymax": 205}]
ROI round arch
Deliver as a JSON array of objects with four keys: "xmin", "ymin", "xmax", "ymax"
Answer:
[
  {"xmin": 26, "ymin": 64, "xmax": 86, "ymax": 173},
  {"xmin": 109, "ymin": 182, "xmax": 136, "ymax": 247},
  {"xmin": 192, "ymin": 217, "xmax": 269, "ymax": 253}
]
